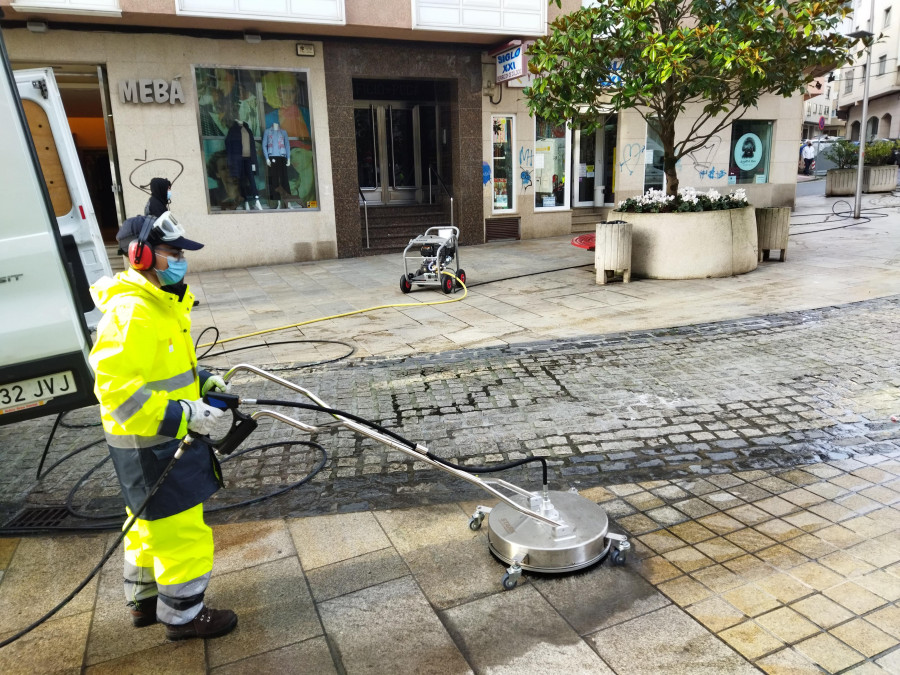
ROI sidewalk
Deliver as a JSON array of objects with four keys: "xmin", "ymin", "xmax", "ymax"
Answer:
[{"xmin": 1, "ymin": 192, "xmax": 900, "ymax": 673}]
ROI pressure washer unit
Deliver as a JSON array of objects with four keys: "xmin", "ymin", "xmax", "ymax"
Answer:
[
  {"xmin": 400, "ymin": 226, "xmax": 466, "ymax": 294},
  {"xmin": 211, "ymin": 365, "xmax": 630, "ymax": 589}
]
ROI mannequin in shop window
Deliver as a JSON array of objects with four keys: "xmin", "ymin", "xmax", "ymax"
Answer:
[
  {"xmin": 224, "ymin": 118, "xmax": 263, "ymax": 210},
  {"xmin": 262, "ymin": 122, "xmax": 293, "ymax": 209}
]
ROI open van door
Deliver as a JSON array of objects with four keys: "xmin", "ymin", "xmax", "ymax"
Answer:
[
  {"xmin": 14, "ymin": 66, "xmax": 111, "ymax": 328},
  {"xmin": 0, "ymin": 32, "xmax": 105, "ymax": 425}
]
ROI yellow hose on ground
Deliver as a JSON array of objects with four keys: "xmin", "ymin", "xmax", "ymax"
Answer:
[{"xmin": 197, "ymin": 270, "xmax": 467, "ymax": 349}]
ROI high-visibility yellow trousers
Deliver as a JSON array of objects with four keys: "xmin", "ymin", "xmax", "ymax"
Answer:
[{"xmin": 122, "ymin": 503, "xmax": 214, "ymax": 625}]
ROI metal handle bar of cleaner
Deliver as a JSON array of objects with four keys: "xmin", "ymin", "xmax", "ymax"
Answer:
[
  {"xmin": 220, "ymin": 364, "xmax": 564, "ymax": 528},
  {"xmin": 0, "ymin": 434, "xmax": 201, "ymax": 649}
]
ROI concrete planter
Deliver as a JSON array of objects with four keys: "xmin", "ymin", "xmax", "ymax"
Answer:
[
  {"xmin": 825, "ymin": 168, "xmax": 857, "ymax": 196},
  {"xmin": 615, "ymin": 206, "xmax": 758, "ymax": 279},
  {"xmin": 594, "ymin": 220, "xmax": 632, "ymax": 284},
  {"xmin": 755, "ymin": 207, "xmax": 790, "ymax": 262},
  {"xmin": 863, "ymin": 165, "xmax": 898, "ymax": 193}
]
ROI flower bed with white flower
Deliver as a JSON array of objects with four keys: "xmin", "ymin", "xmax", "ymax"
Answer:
[{"xmin": 615, "ymin": 187, "xmax": 749, "ymax": 213}]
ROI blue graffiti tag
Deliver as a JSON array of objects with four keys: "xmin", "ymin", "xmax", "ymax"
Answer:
[{"xmin": 482, "ymin": 161, "xmax": 491, "ymax": 186}]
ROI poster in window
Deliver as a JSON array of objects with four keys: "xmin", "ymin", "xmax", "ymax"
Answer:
[{"xmin": 195, "ymin": 66, "xmax": 318, "ymax": 212}]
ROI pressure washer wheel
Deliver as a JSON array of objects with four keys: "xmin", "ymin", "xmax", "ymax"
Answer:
[
  {"xmin": 486, "ymin": 490, "xmax": 621, "ymax": 583},
  {"xmin": 455, "ymin": 269, "xmax": 467, "ymax": 289},
  {"xmin": 400, "ymin": 274, "xmax": 412, "ymax": 294},
  {"xmin": 441, "ymin": 274, "xmax": 454, "ymax": 294}
]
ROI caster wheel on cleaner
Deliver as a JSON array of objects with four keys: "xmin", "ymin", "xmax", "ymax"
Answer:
[
  {"xmin": 501, "ymin": 572, "xmax": 518, "ymax": 590},
  {"xmin": 610, "ymin": 548, "xmax": 627, "ymax": 566}
]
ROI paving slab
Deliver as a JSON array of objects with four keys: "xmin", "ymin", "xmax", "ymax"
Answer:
[
  {"xmin": 586, "ymin": 604, "xmax": 758, "ymax": 675},
  {"xmin": 318, "ymin": 576, "xmax": 472, "ymax": 675},
  {"xmin": 442, "ymin": 584, "xmax": 615, "ymax": 674}
]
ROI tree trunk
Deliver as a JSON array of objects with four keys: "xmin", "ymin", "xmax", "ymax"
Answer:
[{"xmin": 659, "ymin": 123, "xmax": 678, "ymax": 196}]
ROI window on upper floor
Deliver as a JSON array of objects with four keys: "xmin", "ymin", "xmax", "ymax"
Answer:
[
  {"xmin": 885, "ymin": 6, "xmax": 892, "ymax": 28},
  {"xmin": 10, "ymin": 0, "xmax": 120, "ymax": 16},
  {"xmin": 878, "ymin": 55, "xmax": 887, "ymax": 76},
  {"xmin": 176, "ymin": 0, "xmax": 344, "ymax": 25},
  {"xmin": 844, "ymin": 71, "xmax": 854, "ymax": 93},
  {"xmin": 414, "ymin": 0, "xmax": 545, "ymax": 36}
]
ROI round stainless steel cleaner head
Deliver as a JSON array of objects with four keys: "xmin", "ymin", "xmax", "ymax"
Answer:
[{"xmin": 486, "ymin": 490, "xmax": 610, "ymax": 573}]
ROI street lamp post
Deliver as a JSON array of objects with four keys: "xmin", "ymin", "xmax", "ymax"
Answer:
[{"xmin": 849, "ymin": 0, "xmax": 876, "ymax": 219}]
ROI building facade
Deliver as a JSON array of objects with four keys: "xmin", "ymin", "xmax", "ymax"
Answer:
[
  {"xmin": 1, "ymin": 0, "xmax": 804, "ymax": 272},
  {"xmin": 836, "ymin": 0, "xmax": 900, "ymax": 141}
]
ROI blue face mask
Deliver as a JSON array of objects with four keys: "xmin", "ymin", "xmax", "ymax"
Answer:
[
  {"xmin": 155, "ymin": 256, "xmax": 187, "ymax": 286},
  {"xmin": 166, "ymin": 190, "xmax": 173, "ymax": 201}
]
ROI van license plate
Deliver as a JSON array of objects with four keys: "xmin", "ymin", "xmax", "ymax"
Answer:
[{"xmin": 0, "ymin": 371, "xmax": 76, "ymax": 415}]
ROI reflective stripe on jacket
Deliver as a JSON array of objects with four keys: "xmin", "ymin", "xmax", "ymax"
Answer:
[{"xmin": 89, "ymin": 268, "xmax": 221, "ymax": 519}]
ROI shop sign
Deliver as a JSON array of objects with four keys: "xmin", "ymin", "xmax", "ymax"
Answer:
[
  {"xmin": 118, "ymin": 79, "xmax": 186, "ymax": 105},
  {"xmin": 496, "ymin": 45, "xmax": 527, "ymax": 83},
  {"xmin": 733, "ymin": 132, "xmax": 763, "ymax": 171}
]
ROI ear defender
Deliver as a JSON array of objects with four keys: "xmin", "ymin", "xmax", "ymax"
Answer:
[
  {"xmin": 128, "ymin": 239, "xmax": 154, "ymax": 270},
  {"xmin": 128, "ymin": 215, "xmax": 156, "ymax": 270}
]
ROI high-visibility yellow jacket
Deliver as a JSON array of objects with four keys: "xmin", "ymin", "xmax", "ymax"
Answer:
[{"xmin": 89, "ymin": 269, "xmax": 221, "ymax": 520}]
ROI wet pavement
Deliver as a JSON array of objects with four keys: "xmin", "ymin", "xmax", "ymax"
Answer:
[{"xmin": 1, "ymin": 192, "xmax": 900, "ymax": 673}]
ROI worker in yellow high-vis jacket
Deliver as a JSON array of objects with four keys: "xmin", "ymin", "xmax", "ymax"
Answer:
[{"xmin": 89, "ymin": 211, "xmax": 237, "ymax": 641}]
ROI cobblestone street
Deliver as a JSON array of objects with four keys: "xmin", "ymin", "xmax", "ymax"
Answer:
[{"xmin": 3, "ymin": 296, "xmax": 898, "ymax": 527}]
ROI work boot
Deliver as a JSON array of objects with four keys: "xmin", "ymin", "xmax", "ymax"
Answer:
[
  {"xmin": 127, "ymin": 600, "xmax": 157, "ymax": 628},
  {"xmin": 164, "ymin": 607, "xmax": 237, "ymax": 641}
]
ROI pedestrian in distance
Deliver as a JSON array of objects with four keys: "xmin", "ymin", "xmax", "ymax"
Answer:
[
  {"xmin": 144, "ymin": 177, "xmax": 173, "ymax": 218},
  {"xmin": 88, "ymin": 211, "xmax": 238, "ymax": 641},
  {"xmin": 801, "ymin": 141, "xmax": 816, "ymax": 176}
]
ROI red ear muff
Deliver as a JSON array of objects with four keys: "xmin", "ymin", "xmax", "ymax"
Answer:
[
  {"xmin": 128, "ymin": 239, "xmax": 155, "ymax": 270},
  {"xmin": 128, "ymin": 215, "xmax": 156, "ymax": 270}
]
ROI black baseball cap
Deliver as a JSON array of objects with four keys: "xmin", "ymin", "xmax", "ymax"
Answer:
[{"xmin": 116, "ymin": 212, "xmax": 204, "ymax": 253}]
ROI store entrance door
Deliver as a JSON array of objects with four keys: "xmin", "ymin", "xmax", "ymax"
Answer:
[{"xmin": 355, "ymin": 102, "xmax": 438, "ymax": 204}]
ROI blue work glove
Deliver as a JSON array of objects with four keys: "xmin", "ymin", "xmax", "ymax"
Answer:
[{"xmin": 201, "ymin": 375, "xmax": 230, "ymax": 397}]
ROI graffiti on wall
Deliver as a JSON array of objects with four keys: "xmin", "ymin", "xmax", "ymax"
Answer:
[
  {"xmin": 618, "ymin": 143, "xmax": 645, "ymax": 176},
  {"xmin": 518, "ymin": 146, "xmax": 533, "ymax": 190},
  {"xmin": 685, "ymin": 136, "xmax": 726, "ymax": 181},
  {"xmin": 129, "ymin": 150, "xmax": 184, "ymax": 195}
]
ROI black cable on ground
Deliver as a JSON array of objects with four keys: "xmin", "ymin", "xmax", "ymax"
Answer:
[
  {"xmin": 0, "ymin": 446, "xmax": 182, "ymax": 648},
  {"xmin": 788, "ymin": 199, "xmax": 893, "ymax": 235},
  {"xmin": 62, "ymin": 440, "xmax": 327, "ymax": 522},
  {"xmin": 195, "ymin": 326, "xmax": 356, "ymax": 373}
]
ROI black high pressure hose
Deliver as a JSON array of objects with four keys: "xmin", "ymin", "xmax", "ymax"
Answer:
[
  {"xmin": 0, "ymin": 438, "xmax": 191, "ymax": 649},
  {"xmin": 253, "ymin": 398, "xmax": 549, "ymax": 486}
]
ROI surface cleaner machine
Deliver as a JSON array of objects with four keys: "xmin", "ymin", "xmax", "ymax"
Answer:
[
  {"xmin": 400, "ymin": 226, "xmax": 466, "ymax": 295},
  {"xmin": 212, "ymin": 365, "xmax": 630, "ymax": 589}
]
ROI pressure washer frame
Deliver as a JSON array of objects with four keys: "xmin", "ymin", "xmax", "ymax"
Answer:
[
  {"xmin": 214, "ymin": 364, "xmax": 630, "ymax": 589},
  {"xmin": 400, "ymin": 226, "xmax": 464, "ymax": 294}
]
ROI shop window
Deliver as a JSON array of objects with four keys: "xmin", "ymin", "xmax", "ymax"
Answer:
[
  {"xmin": 644, "ymin": 124, "xmax": 665, "ymax": 193},
  {"xmin": 194, "ymin": 67, "xmax": 318, "ymax": 213},
  {"xmin": 728, "ymin": 120, "xmax": 772, "ymax": 185},
  {"xmin": 492, "ymin": 116, "xmax": 515, "ymax": 212},
  {"xmin": 534, "ymin": 116, "xmax": 570, "ymax": 210}
]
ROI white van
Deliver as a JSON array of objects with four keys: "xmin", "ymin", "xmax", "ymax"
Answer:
[{"xmin": 0, "ymin": 35, "xmax": 111, "ymax": 426}]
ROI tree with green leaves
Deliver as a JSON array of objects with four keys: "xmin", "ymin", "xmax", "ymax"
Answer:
[{"xmin": 526, "ymin": 0, "xmax": 853, "ymax": 196}]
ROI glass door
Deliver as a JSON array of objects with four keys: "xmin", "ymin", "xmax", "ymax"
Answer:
[
  {"xmin": 356, "ymin": 102, "xmax": 435, "ymax": 204},
  {"xmin": 355, "ymin": 105, "xmax": 380, "ymax": 203},
  {"xmin": 573, "ymin": 128, "xmax": 598, "ymax": 206}
]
